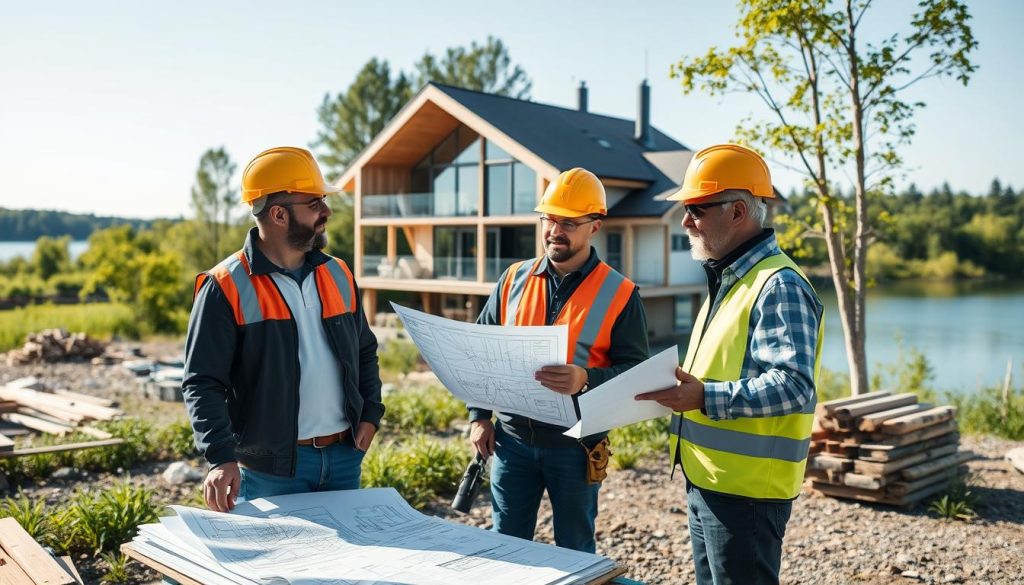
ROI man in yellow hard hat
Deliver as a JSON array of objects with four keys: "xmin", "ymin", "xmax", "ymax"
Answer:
[
  {"xmin": 183, "ymin": 146, "xmax": 384, "ymax": 512},
  {"xmin": 468, "ymin": 167, "xmax": 650, "ymax": 553},
  {"xmin": 636, "ymin": 144, "xmax": 823, "ymax": 584}
]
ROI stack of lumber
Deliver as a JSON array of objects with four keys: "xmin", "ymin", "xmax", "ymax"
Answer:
[
  {"xmin": 4, "ymin": 328, "xmax": 106, "ymax": 366},
  {"xmin": 806, "ymin": 390, "xmax": 973, "ymax": 506},
  {"xmin": 0, "ymin": 377, "xmax": 124, "ymax": 458},
  {"xmin": 0, "ymin": 517, "xmax": 82, "ymax": 584}
]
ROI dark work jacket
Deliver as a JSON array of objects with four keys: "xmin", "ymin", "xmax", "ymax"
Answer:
[
  {"xmin": 468, "ymin": 247, "xmax": 650, "ymax": 448},
  {"xmin": 182, "ymin": 228, "xmax": 384, "ymax": 477}
]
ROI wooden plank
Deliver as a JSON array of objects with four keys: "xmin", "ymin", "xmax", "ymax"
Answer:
[
  {"xmin": 834, "ymin": 393, "xmax": 918, "ymax": 421},
  {"xmin": 843, "ymin": 471, "xmax": 898, "ymax": 490},
  {"xmin": 857, "ymin": 403, "xmax": 932, "ymax": 432},
  {"xmin": 810, "ymin": 454, "xmax": 854, "ymax": 472},
  {"xmin": 0, "ymin": 518, "xmax": 75, "ymax": 585},
  {"xmin": 900, "ymin": 450, "xmax": 975, "ymax": 481},
  {"xmin": 121, "ymin": 543, "xmax": 203, "ymax": 585},
  {"xmin": 54, "ymin": 558, "xmax": 82, "ymax": 585},
  {"xmin": 854, "ymin": 443, "xmax": 958, "ymax": 476},
  {"xmin": 811, "ymin": 481, "xmax": 903, "ymax": 505},
  {"xmin": 860, "ymin": 420, "xmax": 958, "ymax": 449},
  {"xmin": 2, "ymin": 413, "xmax": 74, "ymax": 436},
  {"xmin": 51, "ymin": 389, "xmax": 114, "ymax": 408},
  {"xmin": 820, "ymin": 390, "xmax": 892, "ymax": 416},
  {"xmin": 898, "ymin": 472, "xmax": 971, "ymax": 505},
  {"xmin": 0, "ymin": 439, "xmax": 124, "ymax": 459},
  {"xmin": 888, "ymin": 465, "xmax": 969, "ymax": 497},
  {"xmin": 859, "ymin": 432, "xmax": 960, "ymax": 461},
  {"xmin": 0, "ymin": 434, "xmax": 13, "ymax": 453},
  {"xmin": 879, "ymin": 406, "xmax": 957, "ymax": 435},
  {"xmin": 0, "ymin": 547, "xmax": 36, "ymax": 585},
  {"xmin": 0, "ymin": 386, "xmax": 121, "ymax": 421}
]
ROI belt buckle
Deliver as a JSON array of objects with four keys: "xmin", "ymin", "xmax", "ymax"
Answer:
[{"xmin": 311, "ymin": 434, "xmax": 331, "ymax": 449}]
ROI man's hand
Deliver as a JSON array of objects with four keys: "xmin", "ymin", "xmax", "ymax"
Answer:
[
  {"xmin": 635, "ymin": 367, "xmax": 705, "ymax": 412},
  {"xmin": 354, "ymin": 421, "xmax": 377, "ymax": 452},
  {"xmin": 469, "ymin": 419, "xmax": 495, "ymax": 458},
  {"xmin": 535, "ymin": 364, "xmax": 588, "ymax": 395},
  {"xmin": 204, "ymin": 462, "xmax": 240, "ymax": 512}
]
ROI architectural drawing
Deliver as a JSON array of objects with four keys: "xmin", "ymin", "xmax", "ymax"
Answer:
[{"xmin": 392, "ymin": 303, "xmax": 578, "ymax": 427}]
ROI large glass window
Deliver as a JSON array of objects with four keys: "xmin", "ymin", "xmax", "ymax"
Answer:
[
  {"xmin": 513, "ymin": 164, "xmax": 537, "ymax": 213},
  {"xmin": 484, "ymin": 139, "xmax": 536, "ymax": 216},
  {"xmin": 411, "ymin": 126, "xmax": 480, "ymax": 217},
  {"xmin": 486, "ymin": 226, "xmax": 535, "ymax": 281},
  {"xmin": 434, "ymin": 227, "xmax": 477, "ymax": 280},
  {"xmin": 486, "ymin": 165, "xmax": 511, "ymax": 215},
  {"xmin": 606, "ymin": 231, "xmax": 623, "ymax": 273}
]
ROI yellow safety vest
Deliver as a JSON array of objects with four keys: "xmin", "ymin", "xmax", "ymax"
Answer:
[{"xmin": 670, "ymin": 252, "xmax": 823, "ymax": 500}]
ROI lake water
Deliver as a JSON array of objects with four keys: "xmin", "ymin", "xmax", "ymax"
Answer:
[
  {"xmin": 817, "ymin": 279, "xmax": 1024, "ymax": 394},
  {"xmin": 0, "ymin": 240, "xmax": 89, "ymax": 261}
]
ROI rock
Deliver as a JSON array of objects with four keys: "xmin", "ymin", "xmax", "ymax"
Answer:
[
  {"xmin": 51, "ymin": 467, "xmax": 81, "ymax": 480},
  {"xmin": 902, "ymin": 570, "xmax": 922, "ymax": 579},
  {"xmin": 943, "ymin": 574, "xmax": 961, "ymax": 583},
  {"xmin": 162, "ymin": 461, "xmax": 203, "ymax": 484},
  {"xmin": 1006, "ymin": 447, "xmax": 1024, "ymax": 474}
]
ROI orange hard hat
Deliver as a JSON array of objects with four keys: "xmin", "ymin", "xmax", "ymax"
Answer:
[
  {"xmin": 535, "ymin": 168, "xmax": 607, "ymax": 217},
  {"xmin": 240, "ymin": 147, "xmax": 339, "ymax": 204},
  {"xmin": 668, "ymin": 144, "xmax": 774, "ymax": 203}
]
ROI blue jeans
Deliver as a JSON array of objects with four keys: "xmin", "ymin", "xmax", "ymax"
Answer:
[
  {"xmin": 686, "ymin": 483, "xmax": 792, "ymax": 585},
  {"xmin": 239, "ymin": 442, "xmax": 365, "ymax": 500},
  {"xmin": 490, "ymin": 423, "xmax": 600, "ymax": 553}
]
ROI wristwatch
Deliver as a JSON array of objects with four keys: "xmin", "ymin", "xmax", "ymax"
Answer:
[{"xmin": 577, "ymin": 382, "xmax": 589, "ymax": 395}]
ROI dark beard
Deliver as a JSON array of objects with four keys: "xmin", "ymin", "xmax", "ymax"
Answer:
[
  {"xmin": 545, "ymin": 238, "xmax": 577, "ymax": 263},
  {"xmin": 286, "ymin": 209, "xmax": 328, "ymax": 251}
]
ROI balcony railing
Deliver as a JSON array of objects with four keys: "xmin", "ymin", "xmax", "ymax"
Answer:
[
  {"xmin": 485, "ymin": 257, "xmax": 532, "ymax": 282},
  {"xmin": 433, "ymin": 257, "xmax": 477, "ymax": 281},
  {"xmin": 362, "ymin": 193, "xmax": 477, "ymax": 218},
  {"xmin": 363, "ymin": 255, "xmax": 430, "ymax": 279}
]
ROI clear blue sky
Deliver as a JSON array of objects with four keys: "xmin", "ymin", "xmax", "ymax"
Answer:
[{"xmin": 1, "ymin": 0, "xmax": 1021, "ymax": 220}]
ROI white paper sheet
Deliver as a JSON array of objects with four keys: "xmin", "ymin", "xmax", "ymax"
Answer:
[
  {"xmin": 139, "ymin": 487, "xmax": 615, "ymax": 585},
  {"xmin": 391, "ymin": 303, "xmax": 577, "ymax": 427},
  {"xmin": 563, "ymin": 345, "xmax": 679, "ymax": 438}
]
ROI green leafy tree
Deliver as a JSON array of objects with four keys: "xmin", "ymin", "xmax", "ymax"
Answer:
[
  {"xmin": 30, "ymin": 235, "xmax": 71, "ymax": 281},
  {"xmin": 190, "ymin": 147, "xmax": 240, "ymax": 269},
  {"xmin": 414, "ymin": 36, "xmax": 532, "ymax": 99},
  {"xmin": 672, "ymin": 0, "xmax": 977, "ymax": 394}
]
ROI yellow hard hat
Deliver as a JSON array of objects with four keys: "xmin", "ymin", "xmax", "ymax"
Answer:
[
  {"xmin": 668, "ymin": 144, "xmax": 774, "ymax": 203},
  {"xmin": 240, "ymin": 146, "xmax": 339, "ymax": 204},
  {"xmin": 535, "ymin": 168, "xmax": 607, "ymax": 217}
]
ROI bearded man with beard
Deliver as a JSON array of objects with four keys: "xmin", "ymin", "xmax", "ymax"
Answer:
[
  {"xmin": 183, "ymin": 147, "xmax": 384, "ymax": 511},
  {"xmin": 468, "ymin": 168, "xmax": 650, "ymax": 553},
  {"xmin": 636, "ymin": 144, "xmax": 823, "ymax": 585}
]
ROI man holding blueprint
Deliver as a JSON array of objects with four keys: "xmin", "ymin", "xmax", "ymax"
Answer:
[{"xmin": 468, "ymin": 168, "xmax": 649, "ymax": 553}]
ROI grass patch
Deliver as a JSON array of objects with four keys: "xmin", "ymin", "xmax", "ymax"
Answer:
[
  {"xmin": 362, "ymin": 435, "xmax": 470, "ymax": 508},
  {"xmin": 384, "ymin": 386, "xmax": 465, "ymax": 434},
  {"xmin": 928, "ymin": 475, "xmax": 982, "ymax": 521},
  {"xmin": 0, "ymin": 302, "xmax": 139, "ymax": 352},
  {"xmin": 608, "ymin": 418, "xmax": 669, "ymax": 470},
  {"xmin": 947, "ymin": 386, "xmax": 1024, "ymax": 440}
]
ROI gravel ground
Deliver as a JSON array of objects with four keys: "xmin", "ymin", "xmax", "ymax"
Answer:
[{"xmin": 2, "ymin": 343, "xmax": 1022, "ymax": 585}]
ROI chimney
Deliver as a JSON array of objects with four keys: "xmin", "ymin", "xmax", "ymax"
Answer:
[
  {"xmin": 577, "ymin": 81, "xmax": 588, "ymax": 112},
  {"xmin": 635, "ymin": 79, "xmax": 654, "ymax": 148}
]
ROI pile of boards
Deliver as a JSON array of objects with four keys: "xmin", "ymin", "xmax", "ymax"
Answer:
[
  {"xmin": 0, "ymin": 517, "xmax": 82, "ymax": 584},
  {"xmin": 0, "ymin": 377, "xmax": 124, "ymax": 457},
  {"xmin": 4, "ymin": 328, "xmax": 106, "ymax": 366},
  {"xmin": 806, "ymin": 390, "xmax": 972, "ymax": 506}
]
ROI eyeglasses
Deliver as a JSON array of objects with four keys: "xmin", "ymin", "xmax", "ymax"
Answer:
[
  {"xmin": 275, "ymin": 198, "xmax": 329, "ymax": 213},
  {"xmin": 684, "ymin": 199, "xmax": 740, "ymax": 219},
  {"xmin": 540, "ymin": 216, "xmax": 599, "ymax": 233}
]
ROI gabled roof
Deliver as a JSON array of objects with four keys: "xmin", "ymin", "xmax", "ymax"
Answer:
[{"xmin": 432, "ymin": 84, "xmax": 687, "ymax": 183}]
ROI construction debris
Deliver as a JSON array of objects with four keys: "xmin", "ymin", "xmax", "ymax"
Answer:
[
  {"xmin": 0, "ymin": 517, "xmax": 81, "ymax": 584},
  {"xmin": 806, "ymin": 391, "xmax": 973, "ymax": 506},
  {"xmin": 0, "ymin": 377, "xmax": 124, "ymax": 457},
  {"xmin": 4, "ymin": 328, "xmax": 107, "ymax": 366}
]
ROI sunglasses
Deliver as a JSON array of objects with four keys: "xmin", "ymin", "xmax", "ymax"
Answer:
[
  {"xmin": 684, "ymin": 199, "xmax": 740, "ymax": 219},
  {"xmin": 275, "ymin": 198, "xmax": 330, "ymax": 213}
]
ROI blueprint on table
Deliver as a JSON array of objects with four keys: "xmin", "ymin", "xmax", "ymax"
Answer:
[
  {"xmin": 130, "ymin": 487, "xmax": 616, "ymax": 585},
  {"xmin": 391, "ymin": 303, "xmax": 576, "ymax": 427}
]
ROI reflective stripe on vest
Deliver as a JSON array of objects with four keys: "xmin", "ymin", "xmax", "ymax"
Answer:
[
  {"xmin": 500, "ymin": 258, "xmax": 635, "ymax": 368},
  {"xmin": 670, "ymin": 252, "xmax": 823, "ymax": 500},
  {"xmin": 196, "ymin": 251, "xmax": 356, "ymax": 326}
]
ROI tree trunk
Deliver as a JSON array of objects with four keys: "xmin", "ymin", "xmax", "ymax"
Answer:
[
  {"xmin": 846, "ymin": 0, "xmax": 870, "ymax": 395},
  {"xmin": 818, "ymin": 199, "xmax": 864, "ymax": 395}
]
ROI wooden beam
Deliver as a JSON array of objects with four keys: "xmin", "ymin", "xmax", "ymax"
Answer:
[
  {"xmin": 833, "ymin": 393, "xmax": 918, "ymax": 421},
  {"xmin": 888, "ymin": 465, "xmax": 968, "ymax": 497},
  {"xmin": 899, "ymin": 450, "xmax": 974, "ymax": 481},
  {"xmin": 55, "ymin": 557, "xmax": 83, "ymax": 585},
  {"xmin": 820, "ymin": 390, "xmax": 892, "ymax": 417},
  {"xmin": 854, "ymin": 443, "xmax": 958, "ymax": 476},
  {"xmin": 858, "ymin": 432, "xmax": 959, "ymax": 462},
  {"xmin": 4, "ymin": 412, "xmax": 73, "ymax": 435},
  {"xmin": 860, "ymin": 419, "xmax": 959, "ymax": 449},
  {"xmin": 857, "ymin": 403, "xmax": 932, "ymax": 432},
  {"xmin": 0, "ymin": 439, "xmax": 124, "ymax": 459},
  {"xmin": 0, "ymin": 517, "xmax": 76, "ymax": 585},
  {"xmin": 879, "ymin": 406, "xmax": 957, "ymax": 435},
  {"xmin": 0, "ymin": 547, "xmax": 35, "ymax": 585}
]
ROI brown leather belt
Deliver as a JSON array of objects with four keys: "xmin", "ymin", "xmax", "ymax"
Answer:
[{"xmin": 297, "ymin": 429, "xmax": 352, "ymax": 448}]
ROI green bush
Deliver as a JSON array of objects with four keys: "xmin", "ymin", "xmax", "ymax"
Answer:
[
  {"xmin": 948, "ymin": 386, "xmax": 1024, "ymax": 440},
  {"xmin": 378, "ymin": 340, "xmax": 420, "ymax": 376},
  {"xmin": 362, "ymin": 435, "xmax": 470, "ymax": 508},
  {"xmin": 72, "ymin": 419, "xmax": 159, "ymax": 471},
  {"xmin": 0, "ymin": 302, "xmax": 138, "ymax": 352},
  {"xmin": 0, "ymin": 490, "xmax": 51, "ymax": 539},
  {"xmin": 62, "ymin": 478, "xmax": 159, "ymax": 554},
  {"xmin": 385, "ymin": 386, "xmax": 465, "ymax": 433},
  {"xmin": 156, "ymin": 419, "xmax": 197, "ymax": 458},
  {"xmin": 48, "ymin": 271, "xmax": 89, "ymax": 297},
  {"xmin": 0, "ymin": 273, "xmax": 49, "ymax": 299},
  {"xmin": 608, "ymin": 418, "xmax": 669, "ymax": 470}
]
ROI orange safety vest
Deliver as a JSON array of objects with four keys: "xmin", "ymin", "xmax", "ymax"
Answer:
[
  {"xmin": 194, "ymin": 250, "xmax": 357, "ymax": 325},
  {"xmin": 499, "ymin": 258, "xmax": 635, "ymax": 368}
]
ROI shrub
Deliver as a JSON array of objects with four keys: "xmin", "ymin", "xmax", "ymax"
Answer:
[
  {"xmin": 0, "ymin": 490, "xmax": 50, "ymax": 539},
  {"xmin": 948, "ymin": 386, "xmax": 1024, "ymax": 440},
  {"xmin": 378, "ymin": 340, "xmax": 420, "ymax": 377},
  {"xmin": 155, "ymin": 419, "xmax": 197, "ymax": 459},
  {"xmin": 608, "ymin": 418, "xmax": 669, "ymax": 470},
  {"xmin": 385, "ymin": 386, "xmax": 465, "ymax": 434},
  {"xmin": 362, "ymin": 435, "xmax": 470, "ymax": 508},
  {"xmin": 62, "ymin": 479, "xmax": 158, "ymax": 554}
]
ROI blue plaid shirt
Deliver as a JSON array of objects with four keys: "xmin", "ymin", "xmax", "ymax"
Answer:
[{"xmin": 701, "ymin": 233, "xmax": 823, "ymax": 421}]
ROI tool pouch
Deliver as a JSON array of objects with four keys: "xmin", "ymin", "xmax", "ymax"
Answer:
[{"xmin": 581, "ymin": 437, "xmax": 612, "ymax": 484}]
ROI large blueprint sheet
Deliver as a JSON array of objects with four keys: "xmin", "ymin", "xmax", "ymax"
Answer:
[
  {"xmin": 391, "ymin": 303, "xmax": 576, "ymax": 427},
  {"xmin": 134, "ymin": 487, "xmax": 615, "ymax": 585}
]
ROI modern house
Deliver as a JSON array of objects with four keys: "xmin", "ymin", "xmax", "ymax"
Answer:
[{"xmin": 335, "ymin": 81, "xmax": 715, "ymax": 343}]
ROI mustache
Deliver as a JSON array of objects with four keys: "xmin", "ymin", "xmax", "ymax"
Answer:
[
  {"xmin": 316, "ymin": 219, "xmax": 327, "ymax": 227},
  {"xmin": 546, "ymin": 238, "xmax": 569, "ymax": 245}
]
